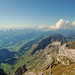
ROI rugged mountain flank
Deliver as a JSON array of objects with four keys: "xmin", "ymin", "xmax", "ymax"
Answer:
[
  {"xmin": 31, "ymin": 36, "xmax": 51, "ymax": 55},
  {"xmin": 31, "ymin": 34, "xmax": 65, "ymax": 55},
  {"xmin": 4, "ymin": 34, "xmax": 74, "ymax": 75},
  {"xmin": 14, "ymin": 34, "xmax": 74, "ymax": 75},
  {"xmin": 23, "ymin": 35, "xmax": 75, "ymax": 75},
  {"xmin": 23, "ymin": 41, "xmax": 75, "ymax": 75}
]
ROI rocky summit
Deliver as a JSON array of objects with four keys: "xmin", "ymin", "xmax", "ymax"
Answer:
[{"xmin": 14, "ymin": 35, "xmax": 75, "ymax": 75}]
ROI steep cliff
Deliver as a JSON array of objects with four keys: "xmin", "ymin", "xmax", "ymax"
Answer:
[{"xmin": 14, "ymin": 34, "xmax": 75, "ymax": 75}]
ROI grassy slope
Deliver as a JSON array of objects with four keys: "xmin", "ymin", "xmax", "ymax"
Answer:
[
  {"xmin": 10, "ymin": 43, "xmax": 38, "ymax": 75},
  {"xmin": 68, "ymin": 41, "xmax": 75, "ymax": 49},
  {"xmin": 52, "ymin": 63, "xmax": 75, "ymax": 75},
  {"xmin": 52, "ymin": 41, "xmax": 75, "ymax": 75}
]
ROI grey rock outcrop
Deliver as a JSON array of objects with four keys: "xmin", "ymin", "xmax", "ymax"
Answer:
[{"xmin": 57, "ymin": 43, "xmax": 75, "ymax": 65}]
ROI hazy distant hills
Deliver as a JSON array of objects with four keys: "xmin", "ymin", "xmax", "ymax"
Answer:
[
  {"xmin": 0, "ymin": 29, "xmax": 46, "ymax": 48},
  {"xmin": 0, "ymin": 28, "xmax": 75, "ymax": 48}
]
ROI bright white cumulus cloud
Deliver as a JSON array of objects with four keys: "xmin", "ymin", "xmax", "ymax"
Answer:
[
  {"xmin": 72, "ymin": 21, "xmax": 75, "ymax": 26},
  {"xmin": 37, "ymin": 19, "xmax": 75, "ymax": 30}
]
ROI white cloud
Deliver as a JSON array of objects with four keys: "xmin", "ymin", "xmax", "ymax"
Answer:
[
  {"xmin": 37, "ymin": 19, "xmax": 75, "ymax": 30},
  {"xmin": 56, "ymin": 19, "xmax": 65, "ymax": 28},
  {"xmin": 72, "ymin": 21, "xmax": 75, "ymax": 26},
  {"xmin": 50, "ymin": 19, "xmax": 72, "ymax": 29},
  {"xmin": 37, "ymin": 26, "xmax": 46, "ymax": 29}
]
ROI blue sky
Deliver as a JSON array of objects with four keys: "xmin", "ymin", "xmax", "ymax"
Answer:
[{"xmin": 0, "ymin": 0, "xmax": 75, "ymax": 28}]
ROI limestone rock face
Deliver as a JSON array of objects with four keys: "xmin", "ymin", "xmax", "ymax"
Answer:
[
  {"xmin": 0, "ymin": 69, "xmax": 7, "ymax": 75},
  {"xmin": 14, "ymin": 40, "xmax": 75, "ymax": 75},
  {"xmin": 14, "ymin": 65, "xmax": 27, "ymax": 75},
  {"xmin": 56, "ymin": 43, "xmax": 75, "ymax": 65}
]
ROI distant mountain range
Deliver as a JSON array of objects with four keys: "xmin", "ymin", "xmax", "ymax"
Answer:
[{"xmin": 0, "ymin": 28, "xmax": 75, "ymax": 49}]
